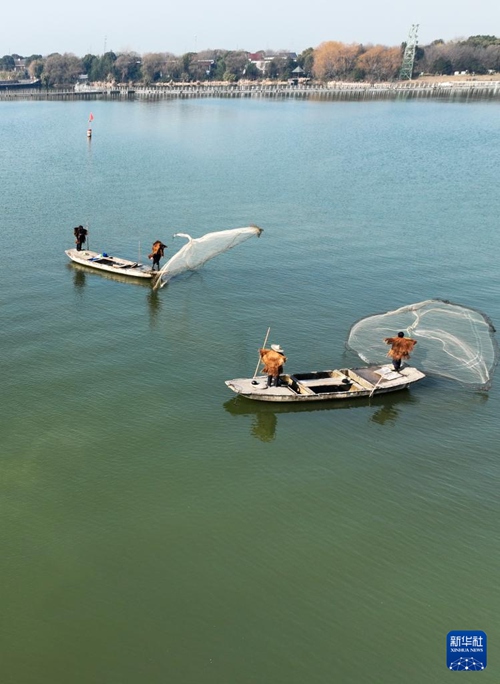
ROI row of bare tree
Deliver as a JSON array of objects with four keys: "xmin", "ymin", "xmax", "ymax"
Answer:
[
  {"xmin": 313, "ymin": 37, "xmax": 500, "ymax": 81},
  {"xmin": 1, "ymin": 36, "xmax": 499, "ymax": 87}
]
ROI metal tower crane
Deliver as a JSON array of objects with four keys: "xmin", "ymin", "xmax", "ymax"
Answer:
[{"xmin": 399, "ymin": 24, "xmax": 419, "ymax": 80}]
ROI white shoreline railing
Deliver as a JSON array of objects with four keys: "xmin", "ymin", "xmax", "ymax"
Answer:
[{"xmin": 1, "ymin": 81, "xmax": 500, "ymax": 101}]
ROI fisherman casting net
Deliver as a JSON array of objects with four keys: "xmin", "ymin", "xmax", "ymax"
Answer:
[
  {"xmin": 154, "ymin": 225, "xmax": 262, "ymax": 289},
  {"xmin": 346, "ymin": 299, "xmax": 498, "ymax": 389}
]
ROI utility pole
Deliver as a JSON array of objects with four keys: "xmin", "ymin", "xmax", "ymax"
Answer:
[{"xmin": 399, "ymin": 24, "xmax": 419, "ymax": 80}]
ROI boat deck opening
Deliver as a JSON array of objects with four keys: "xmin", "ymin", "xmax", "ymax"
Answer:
[
  {"xmin": 306, "ymin": 383, "xmax": 353, "ymax": 394},
  {"xmin": 350, "ymin": 366, "xmax": 402, "ymax": 386},
  {"xmin": 285, "ymin": 370, "xmax": 363, "ymax": 394},
  {"xmin": 88, "ymin": 257, "xmax": 117, "ymax": 266}
]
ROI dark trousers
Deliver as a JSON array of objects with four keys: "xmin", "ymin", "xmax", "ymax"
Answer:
[{"xmin": 393, "ymin": 358, "xmax": 402, "ymax": 371}]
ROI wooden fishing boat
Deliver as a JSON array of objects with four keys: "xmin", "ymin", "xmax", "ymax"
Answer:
[
  {"xmin": 225, "ymin": 364, "xmax": 425, "ymax": 402},
  {"xmin": 65, "ymin": 249, "xmax": 156, "ymax": 280},
  {"xmin": 65, "ymin": 226, "xmax": 263, "ymax": 286}
]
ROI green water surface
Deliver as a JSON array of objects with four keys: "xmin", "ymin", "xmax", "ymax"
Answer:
[{"xmin": 1, "ymin": 98, "xmax": 499, "ymax": 683}]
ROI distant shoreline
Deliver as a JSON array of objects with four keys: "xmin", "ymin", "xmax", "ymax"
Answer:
[{"xmin": 1, "ymin": 77, "xmax": 500, "ymax": 102}]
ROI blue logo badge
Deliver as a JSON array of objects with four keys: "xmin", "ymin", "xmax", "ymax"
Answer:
[{"xmin": 447, "ymin": 631, "xmax": 487, "ymax": 670}]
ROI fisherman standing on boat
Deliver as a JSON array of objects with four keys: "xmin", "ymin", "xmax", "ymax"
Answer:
[
  {"xmin": 384, "ymin": 332, "xmax": 417, "ymax": 372},
  {"xmin": 74, "ymin": 225, "xmax": 88, "ymax": 251},
  {"xmin": 148, "ymin": 240, "xmax": 168, "ymax": 271},
  {"xmin": 259, "ymin": 344, "xmax": 287, "ymax": 388}
]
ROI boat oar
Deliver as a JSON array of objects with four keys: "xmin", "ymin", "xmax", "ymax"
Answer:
[
  {"xmin": 253, "ymin": 327, "xmax": 270, "ymax": 378},
  {"xmin": 369, "ymin": 374, "xmax": 384, "ymax": 398},
  {"xmin": 369, "ymin": 364, "xmax": 397, "ymax": 398}
]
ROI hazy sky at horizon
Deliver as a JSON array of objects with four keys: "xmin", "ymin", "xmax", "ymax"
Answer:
[{"xmin": 2, "ymin": 0, "xmax": 499, "ymax": 57}]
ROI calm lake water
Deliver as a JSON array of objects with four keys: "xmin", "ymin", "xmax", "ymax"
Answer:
[{"xmin": 1, "ymin": 97, "xmax": 499, "ymax": 683}]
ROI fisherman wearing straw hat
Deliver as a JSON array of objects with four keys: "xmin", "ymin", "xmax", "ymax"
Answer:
[{"xmin": 259, "ymin": 344, "xmax": 287, "ymax": 388}]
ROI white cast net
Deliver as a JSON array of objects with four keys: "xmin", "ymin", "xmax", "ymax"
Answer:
[
  {"xmin": 346, "ymin": 299, "xmax": 498, "ymax": 389},
  {"xmin": 155, "ymin": 225, "xmax": 262, "ymax": 288}
]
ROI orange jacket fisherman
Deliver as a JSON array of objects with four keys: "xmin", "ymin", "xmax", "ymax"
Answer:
[
  {"xmin": 384, "ymin": 332, "xmax": 417, "ymax": 372},
  {"xmin": 148, "ymin": 240, "xmax": 168, "ymax": 271},
  {"xmin": 259, "ymin": 344, "xmax": 287, "ymax": 388}
]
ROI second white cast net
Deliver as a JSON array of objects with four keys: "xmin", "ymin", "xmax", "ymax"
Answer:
[{"xmin": 346, "ymin": 299, "xmax": 498, "ymax": 389}]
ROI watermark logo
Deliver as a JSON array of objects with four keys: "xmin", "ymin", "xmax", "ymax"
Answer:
[{"xmin": 447, "ymin": 631, "xmax": 487, "ymax": 671}]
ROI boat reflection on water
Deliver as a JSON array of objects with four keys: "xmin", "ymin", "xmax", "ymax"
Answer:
[
  {"xmin": 250, "ymin": 411, "xmax": 277, "ymax": 442},
  {"xmin": 67, "ymin": 261, "xmax": 152, "ymax": 288},
  {"xmin": 223, "ymin": 391, "xmax": 420, "ymax": 442},
  {"xmin": 370, "ymin": 403, "xmax": 405, "ymax": 426},
  {"xmin": 69, "ymin": 261, "xmax": 163, "ymax": 325},
  {"xmin": 73, "ymin": 268, "xmax": 86, "ymax": 290},
  {"xmin": 146, "ymin": 289, "xmax": 162, "ymax": 327}
]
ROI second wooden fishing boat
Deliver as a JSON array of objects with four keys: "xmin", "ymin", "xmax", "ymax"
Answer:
[
  {"xmin": 65, "ymin": 249, "xmax": 155, "ymax": 279},
  {"xmin": 225, "ymin": 365, "xmax": 425, "ymax": 402}
]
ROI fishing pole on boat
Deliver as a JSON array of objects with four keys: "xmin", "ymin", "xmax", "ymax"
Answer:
[{"xmin": 253, "ymin": 327, "xmax": 271, "ymax": 378}]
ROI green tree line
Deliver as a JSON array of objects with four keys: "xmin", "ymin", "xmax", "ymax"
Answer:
[{"xmin": 1, "ymin": 36, "xmax": 499, "ymax": 87}]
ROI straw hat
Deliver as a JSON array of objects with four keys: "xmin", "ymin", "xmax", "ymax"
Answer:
[{"xmin": 271, "ymin": 344, "xmax": 284, "ymax": 353}]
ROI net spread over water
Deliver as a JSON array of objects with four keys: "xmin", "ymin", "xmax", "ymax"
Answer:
[
  {"xmin": 156, "ymin": 225, "xmax": 262, "ymax": 287},
  {"xmin": 346, "ymin": 300, "xmax": 498, "ymax": 388}
]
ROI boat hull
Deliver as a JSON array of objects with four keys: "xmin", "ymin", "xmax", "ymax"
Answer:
[
  {"xmin": 225, "ymin": 365, "xmax": 425, "ymax": 402},
  {"xmin": 65, "ymin": 249, "xmax": 155, "ymax": 280}
]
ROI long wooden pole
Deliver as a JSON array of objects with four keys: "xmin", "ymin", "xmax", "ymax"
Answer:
[
  {"xmin": 253, "ymin": 327, "xmax": 271, "ymax": 378},
  {"xmin": 369, "ymin": 374, "xmax": 384, "ymax": 398}
]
